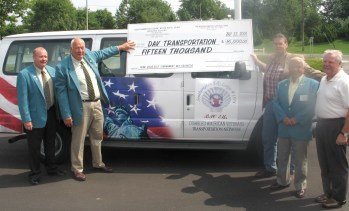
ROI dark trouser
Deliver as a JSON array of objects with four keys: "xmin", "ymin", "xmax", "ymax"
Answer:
[
  {"xmin": 26, "ymin": 106, "xmax": 57, "ymax": 179},
  {"xmin": 315, "ymin": 118, "xmax": 348, "ymax": 202},
  {"xmin": 262, "ymin": 101, "xmax": 278, "ymax": 172}
]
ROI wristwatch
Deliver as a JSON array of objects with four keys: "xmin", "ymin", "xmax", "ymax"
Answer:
[{"xmin": 340, "ymin": 131, "xmax": 349, "ymax": 138}]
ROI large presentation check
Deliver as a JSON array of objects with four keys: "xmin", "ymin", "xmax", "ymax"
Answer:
[{"xmin": 127, "ymin": 20, "xmax": 254, "ymax": 74}]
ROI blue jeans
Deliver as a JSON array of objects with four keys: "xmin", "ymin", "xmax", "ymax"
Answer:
[{"xmin": 262, "ymin": 101, "xmax": 278, "ymax": 172}]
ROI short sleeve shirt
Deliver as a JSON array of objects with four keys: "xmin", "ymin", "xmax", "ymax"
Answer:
[{"xmin": 315, "ymin": 69, "xmax": 349, "ymax": 118}]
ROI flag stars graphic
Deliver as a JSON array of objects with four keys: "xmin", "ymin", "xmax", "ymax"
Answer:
[
  {"xmin": 104, "ymin": 79, "xmax": 114, "ymax": 87},
  {"xmin": 113, "ymin": 90, "xmax": 129, "ymax": 99},
  {"xmin": 128, "ymin": 82, "xmax": 138, "ymax": 92},
  {"xmin": 129, "ymin": 104, "xmax": 141, "ymax": 115},
  {"xmin": 106, "ymin": 105, "xmax": 116, "ymax": 114},
  {"xmin": 146, "ymin": 98, "xmax": 157, "ymax": 110}
]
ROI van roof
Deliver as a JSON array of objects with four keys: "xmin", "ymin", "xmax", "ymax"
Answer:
[{"xmin": 3, "ymin": 29, "xmax": 128, "ymax": 39}]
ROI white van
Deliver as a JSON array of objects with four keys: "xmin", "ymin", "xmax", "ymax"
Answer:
[{"xmin": 0, "ymin": 29, "xmax": 263, "ymax": 162}]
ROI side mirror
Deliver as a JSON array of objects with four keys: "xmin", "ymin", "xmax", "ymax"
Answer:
[
  {"xmin": 234, "ymin": 61, "xmax": 246, "ymax": 78},
  {"xmin": 232, "ymin": 61, "xmax": 250, "ymax": 79}
]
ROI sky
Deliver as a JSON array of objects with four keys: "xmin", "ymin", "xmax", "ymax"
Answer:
[{"xmin": 71, "ymin": 0, "xmax": 235, "ymax": 14}]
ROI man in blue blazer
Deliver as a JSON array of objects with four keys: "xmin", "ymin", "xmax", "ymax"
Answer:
[
  {"xmin": 270, "ymin": 57, "xmax": 319, "ymax": 198},
  {"xmin": 55, "ymin": 38, "xmax": 134, "ymax": 181},
  {"xmin": 17, "ymin": 47, "xmax": 65, "ymax": 185}
]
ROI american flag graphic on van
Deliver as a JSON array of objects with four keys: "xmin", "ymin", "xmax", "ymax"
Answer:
[
  {"xmin": 102, "ymin": 77, "xmax": 173, "ymax": 139},
  {"xmin": 0, "ymin": 76, "xmax": 22, "ymax": 133},
  {"xmin": 0, "ymin": 75, "xmax": 172, "ymax": 139}
]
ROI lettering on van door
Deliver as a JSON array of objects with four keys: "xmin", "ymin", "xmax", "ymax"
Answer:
[
  {"xmin": 189, "ymin": 121, "xmax": 244, "ymax": 132},
  {"xmin": 195, "ymin": 80, "xmax": 238, "ymax": 119}
]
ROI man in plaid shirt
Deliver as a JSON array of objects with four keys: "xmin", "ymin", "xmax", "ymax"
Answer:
[{"xmin": 251, "ymin": 33, "xmax": 324, "ymax": 178}]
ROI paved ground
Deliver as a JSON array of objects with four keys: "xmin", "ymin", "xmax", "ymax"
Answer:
[{"xmin": 0, "ymin": 133, "xmax": 348, "ymax": 211}]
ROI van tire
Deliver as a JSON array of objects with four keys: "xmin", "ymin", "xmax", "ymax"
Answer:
[
  {"xmin": 40, "ymin": 122, "xmax": 71, "ymax": 164},
  {"xmin": 247, "ymin": 115, "xmax": 263, "ymax": 161}
]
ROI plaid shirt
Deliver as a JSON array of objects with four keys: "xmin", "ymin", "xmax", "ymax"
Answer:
[{"xmin": 264, "ymin": 59, "xmax": 284, "ymax": 101}]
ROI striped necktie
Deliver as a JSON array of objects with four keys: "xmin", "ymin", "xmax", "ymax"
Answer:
[
  {"xmin": 41, "ymin": 70, "xmax": 52, "ymax": 109},
  {"xmin": 81, "ymin": 61, "xmax": 95, "ymax": 100}
]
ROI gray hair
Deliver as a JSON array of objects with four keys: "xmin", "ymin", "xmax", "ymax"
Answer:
[
  {"xmin": 32, "ymin": 47, "xmax": 46, "ymax": 56},
  {"xmin": 288, "ymin": 56, "xmax": 305, "ymax": 67},
  {"xmin": 323, "ymin": 49, "xmax": 343, "ymax": 63},
  {"xmin": 70, "ymin": 37, "xmax": 85, "ymax": 47}
]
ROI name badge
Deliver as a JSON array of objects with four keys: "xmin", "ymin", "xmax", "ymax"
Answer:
[{"xmin": 300, "ymin": 95, "xmax": 308, "ymax": 101}]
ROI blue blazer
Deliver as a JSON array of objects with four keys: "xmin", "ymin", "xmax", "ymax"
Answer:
[
  {"xmin": 273, "ymin": 76, "xmax": 319, "ymax": 141},
  {"xmin": 17, "ymin": 64, "xmax": 56, "ymax": 128},
  {"xmin": 55, "ymin": 46, "xmax": 119, "ymax": 126}
]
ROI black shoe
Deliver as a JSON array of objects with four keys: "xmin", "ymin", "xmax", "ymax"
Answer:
[
  {"xmin": 255, "ymin": 169, "xmax": 276, "ymax": 178},
  {"xmin": 48, "ymin": 169, "xmax": 66, "ymax": 177},
  {"xmin": 29, "ymin": 178, "xmax": 40, "ymax": 185},
  {"xmin": 314, "ymin": 194, "xmax": 328, "ymax": 203},
  {"xmin": 322, "ymin": 198, "xmax": 346, "ymax": 209},
  {"xmin": 93, "ymin": 166, "xmax": 113, "ymax": 173},
  {"xmin": 270, "ymin": 182, "xmax": 290, "ymax": 190}
]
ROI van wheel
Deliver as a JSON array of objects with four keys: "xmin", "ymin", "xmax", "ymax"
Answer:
[
  {"xmin": 40, "ymin": 122, "xmax": 71, "ymax": 164},
  {"xmin": 247, "ymin": 116, "xmax": 263, "ymax": 161}
]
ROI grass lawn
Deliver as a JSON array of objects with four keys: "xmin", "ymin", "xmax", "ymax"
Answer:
[
  {"xmin": 254, "ymin": 39, "xmax": 349, "ymax": 71},
  {"xmin": 254, "ymin": 39, "xmax": 349, "ymax": 55}
]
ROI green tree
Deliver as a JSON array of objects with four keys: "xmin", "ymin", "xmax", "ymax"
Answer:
[
  {"xmin": 115, "ymin": 0, "xmax": 176, "ymax": 29},
  {"xmin": 115, "ymin": 0, "xmax": 129, "ymax": 29},
  {"xmin": 319, "ymin": 0, "xmax": 349, "ymax": 40},
  {"xmin": 24, "ymin": 0, "xmax": 77, "ymax": 32},
  {"xmin": 320, "ymin": 0, "xmax": 349, "ymax": 21},
  {"xmin": 95, "ymin": 9, "xmax": 116, "ymax": 29},
  {"xmin": 258, "ymin": 0, "xmax": 302, "ymax": 39},
  {"xmin": 0, "ymin": 0, "xmax": 30, "ymax": 37},
  {"xmin": 75, "ymin": 9, "xmax": 87, "ymax": 30},
  {"xmin": 77, "ymin": 9, "xmax": 116, "ymax": 30},
  {"xmin": 334, "ymin": 17, "xmax": 349, "ymax": 39},
  {"xmin": 242, "ymin": 0, "xmax": 263, "ymax": 45},
  {"xmin": 177, "ymin": 0, "xmax": 229, "ymax": 21},
  {"xmin": 303, "ymin": 2, "xmax": 323, "ymax": 41}
]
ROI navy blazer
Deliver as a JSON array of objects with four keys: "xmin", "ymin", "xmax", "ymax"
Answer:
[
  {"xmin": 273, "ymin": 76, "xmax": 319, "ymax": 141},
  {"xmin": 55, "ymin": 46, "xmax": 119, "ymax": 126},
  {"xmin": 17, "ymin": 64, "xmax": 56, "ymax": 128}
]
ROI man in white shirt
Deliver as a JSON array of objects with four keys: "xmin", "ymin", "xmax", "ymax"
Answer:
[{"xmin": 314, "ymin": 50, "xmax": 349, "ymax": 209}]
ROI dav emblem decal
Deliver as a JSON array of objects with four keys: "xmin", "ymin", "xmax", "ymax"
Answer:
[{"xmin": 196, "ymin": 80, "xmax": 238, "ymax": 113}]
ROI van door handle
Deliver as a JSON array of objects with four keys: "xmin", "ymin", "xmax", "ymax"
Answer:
[
  {"xmin": 134, "ymin": 94, "xmax": 139, "ymax": 104},
  {"xmin": 186, "ymin": 94, "xmax": 194, "ymax": 110}
]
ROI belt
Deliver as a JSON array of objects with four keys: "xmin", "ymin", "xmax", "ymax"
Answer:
[
  {"xmin": 317, "ymin": 117, "xmax": 345, "ymax": 122},
  {"xmin": 82, "ymin": 98, "xmax": 100, "ymax": 102}
]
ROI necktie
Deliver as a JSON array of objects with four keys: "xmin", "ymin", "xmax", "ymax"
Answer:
[
  {"xmin": 81, "ymin": 61, "xmax": 95, "ymax": 100},
  {"xmin": 41, "ymin": 70, "xmax": 52, "ymax": 109}
]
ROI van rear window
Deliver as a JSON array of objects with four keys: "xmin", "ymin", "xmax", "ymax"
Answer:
[
  {"xmin": 100, "ymin": 38, "xmax": 127, "ymax": 77},
  {"xmin": 3, "ymin": 39, "xmax": 92, "ymax": 75}
]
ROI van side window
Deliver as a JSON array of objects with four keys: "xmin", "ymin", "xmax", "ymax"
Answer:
[
  {"xmin": 191, "ymin": 71, "xmax": 251, "ymax": 80},
  {"xmin": 3, "ymin": 39, "xmax": 92, "ymax": 75},
  {"xmin": 191, "ymin": 71, "xmax": 234, "ymax": 79},
  {"xmin": 100, "ymin": 38, "xmax": 127, "ymax": 77},
  {"xmin": 133, "ymin": 73, "xmax": 173, "ymax": 78}
]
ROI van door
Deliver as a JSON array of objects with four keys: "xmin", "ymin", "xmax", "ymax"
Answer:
[
  {"xmin": 127, "ymin": 73, "xmax": 184, "ymax": 139},
  {"xmin": 183, "ymin": 69, "xmax": 262, "ymax": 142}
]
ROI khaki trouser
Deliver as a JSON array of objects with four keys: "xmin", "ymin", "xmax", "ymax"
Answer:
[
  {"xmin": 276, "ymin": 138, "xmax": 309, "ymax": 190},
  {"xmin": 71, "ymin": 101, "xmax": 105, "ymax": 173}
]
